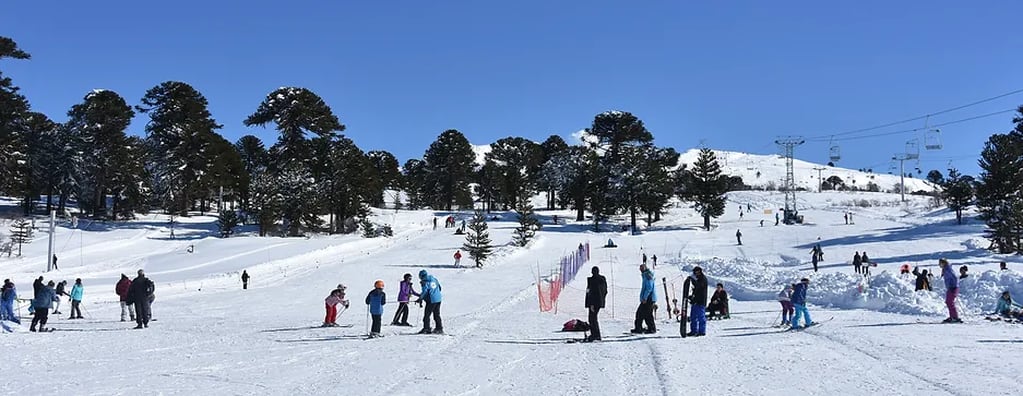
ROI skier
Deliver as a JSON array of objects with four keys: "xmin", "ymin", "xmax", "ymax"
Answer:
[
  {"xmin": 365, "ymin": 280, "xmax": 386, "ymax": 337},
  {"xmin": 115, "ymin": 274, "xmax": 135, "ymax": 322},
  {"xmin": 1000, "ymin": 261, "xmax": 1008, "ymax": 271},
  {"xmin": 127, "ymin": 269, "xmax": 155, "ymax": 329},
  {"xmin": 53, "ymin": 280, "xmax": 68, "ymax": 315},
  {"xmin": 739, "ymin": 210, "xmax": 744, "ymax": 220},
  {"xmin": 432, "ymin": 217, "xmax": 437, "ymax": 230},
  {"xmin": 31, "ymin": 280, "xmax": 57, "ymax": 332},
  {"xmin": 391, "ymin": 274, "xmax": 418, "ymax": 326},
  {"xmin": 790, "ymin": 278, "xmax": 813, "ymax": 329},
  {"xmin": 959, "ymin": 265, "xmax": 969, "ymax": 279},
  {"xmin": 453, "ymin": 250, "xmax": 462, "ymax": 267},
  {"xmin": 324, "ymin": 285, "xmax": 349, "ymax": 327},
  {"xmin": 775, "ymin": 212, "xmax": 779, "ymax": 226},
  {"xmin": 584, "ymin": 266, "xmax": 607, "ymax": 342},
  {"xmin": 899, "ymin": 264, "xmax": 911, "ymax": 275},
  {"xmin": 651, "ymin": 255, "xmax": 657, "ymax": 269},
  {"xmin": 747, "ymin": 203, "xmax": 751, "ymax": 212},
  {"xmin": 416, "ymin": 270, "xmax": 443, "ymax": 334},
  {"xmin": 861, "ymin": 252, "xmax": 871, "ymax": 276},
  {"xmin": 736, "ymin": 229, "xmax": 742, "ymax": 245},
  {"xmin": 760, "ymin": 219, "xmax": 764, "ymax": 227},
  {"xmin": 852, "ymin": 252, "xmax": 862, "ymax": 275},
  {"xmin": 69, "ymin": 278, "xmax": 84, "ymax": 319},
  {"xmin": 848, "ymin": 212, "xmax": 854, "ymax": 224},
  {"xmin": 777, "ymin": 284, "xmax": 794, "ymax": 326},
  {"xmin": 687, "ymin": 266, "xmax": 709, "ymax": 336},
  {"xmin": 844, "ymin": 213, "xmax": 848, "ymax": 225},
  {"xmin": 52, "ymin": 254, "xmax": 58, "ymax": 270},
  {"xmin": 912, "ymin": 267, "xmax": 932, "ymax": 291},
  {"xmin": 241, "ymin": 270, "xmax": 250, "ymax": 290},
  {"xmin": 937, "ymin": 259, "xmax": 961, "ymax": 323},
  {"xmin": 707, "ymin": 283, "xmax": 729, "ymax": 320},
  {"xmin": 0, "ymin": 280, "xmax": 19, "ymax": 324},
  {"xmin": 642, "ymin": 253, "xmax": 647, "ymax": 266},
  {"xmin": 631, "ymin": 264, "xmax": 656, "ymax": 334}
]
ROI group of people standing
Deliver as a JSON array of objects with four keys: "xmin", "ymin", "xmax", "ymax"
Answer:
[{"xmin": 322, "ymin": 270, "xmax": 444, "ymax": 337}]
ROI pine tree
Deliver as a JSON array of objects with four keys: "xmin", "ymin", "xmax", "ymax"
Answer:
[
  {"xmin": 217, "ymin": 209, "xmax": 240, "ymax": 237},
  {"xmin": 366, "ymin": 150, "xmax": 401, "ymax": 208},
  {"xmin": 976, "ymin": 125, "xmax": 1023, "ymax": 252},
  {"xmin": 635, "ymin": 146, "xmax": 680, "ymax": 226},
  {"xmin": 552, "ymin": 146, "xmax": 596, "ymax": 222},
  {"xmin": 323, "ymin": 137, "xmax": 372, "ymax": 234},
  {"xmin": 537, "ymin": 135, "xmax": 569, "ymax": 210},
  {"xmin": 926, "ymin": 170, "xmax": 945, "ymax": 185},
  {"xmin": 0, "ymin": 37, "xmax": 31, "ymax": 197},
  {"xmin": 462, "ymin": 210, "xmax": 493, "ymax": 268},
  {"xmin": 137, "ymin": 81, "xmax": 222, "ymax": 215},
  {"xmin": 248, "ymin": 169, "xmax": 281, "ymax": 236},
  {"xmin": 423, "ymin": 129, "xmax": 476, "ymax": 210},
  {"xmin": 65, "ymin": 90, "xmax": 135, "ymax": 217},
  {"xmin": 108, "ymin": 136, "xmax": 150, "ymax": 219},
  {"xmin": 485, "ymin": 137, "xmax": 543, "ymax": 210},
  {"xmin": 678, "ymin": 148, "xmax": 729, "ymax": 230},
  {"xmin": 19, "ymin": 112, "xmax": 56, "ymax": 214},
  {"xmin": 234, "ymin": 135, "xmax": 267, "ymax": 212},
  {"xmin": 401, "ymin": 159, "xmax": 428, "ymax": 210},
  {"xmin": 512, "ymin": 201, "xmax": 540, "ymax": 247},
  {"xmin": 942, "ymin": 167, "xmax": 974, "ymax": 225},
  {"xmin": 245, "ymin": 87, "xmax": 344, "ymax": 234},
  {"xmin": 584, "ymin": 111, "xmax": 655, "ymax": 232},
  {"xmin": 8, "ymin": 218, "xmax": 32, "ymax": 256}
]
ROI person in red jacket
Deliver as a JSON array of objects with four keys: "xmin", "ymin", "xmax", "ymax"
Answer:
[
  {"xmin": 453, "ymin": 250, "xmax": 462, "ymax": 267},
  {"xmin": 115, "ymin": 274, "xmax": 135, "ymax": 322}
]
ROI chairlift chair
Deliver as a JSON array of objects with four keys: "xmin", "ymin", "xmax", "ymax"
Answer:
[
  {"xmin": 905, "ymin": 139, "xmax": 920, "ymax": 160},
  {"xmin": 829, "ymin": 145, "xmax": 841, "ymax": 162},
  {"xmin": 924, "ymin": 129, "xmax": 942, "ymax": 150}
]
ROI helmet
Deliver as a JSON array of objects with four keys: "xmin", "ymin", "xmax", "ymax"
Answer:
[
  {"xmin": 374, "ymin": 280, "xmax": 384, "ymax": 289},
  {"xmin": 419, "ymin": 270, "xmax": 428, "ymax": 279}
]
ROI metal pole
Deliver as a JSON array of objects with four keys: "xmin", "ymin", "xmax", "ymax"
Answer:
[
  {"xmin": 900, "ymin": 158, "xmax": 906, "ymax": 202},
  {"xmin": 813, "ymin": 167, "xmax": 826, "ymax": 192},
  {"xmin": 47, "ymin": 210, "xmax": 55, "ymax": 272}
]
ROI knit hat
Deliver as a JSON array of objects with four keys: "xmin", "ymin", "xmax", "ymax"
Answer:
[{"xmin": 374, "ymin": 280, "xmax": 384, "ymax": 289}]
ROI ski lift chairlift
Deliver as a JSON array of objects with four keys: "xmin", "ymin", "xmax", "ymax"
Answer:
[
  {"xmin": 829, "ymin": 145, "xmax": 841, "ymax": 162},
  {"xmin": 924, "ymin": 129, "xmax": 943, "ymax": 150},
  {"xmin": 905, "ymin": 139, "xmax": 920, "ymax": 160}
]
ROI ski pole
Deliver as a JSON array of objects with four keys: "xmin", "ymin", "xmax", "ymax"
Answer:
[{"xmin": 365, "ymin": 304, "xmax": 370, "ymax": 335}]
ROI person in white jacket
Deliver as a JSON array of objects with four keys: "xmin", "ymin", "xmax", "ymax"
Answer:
[{"xmin": 777, "ymin": 284, "xmax": 794, "ymax": 326}]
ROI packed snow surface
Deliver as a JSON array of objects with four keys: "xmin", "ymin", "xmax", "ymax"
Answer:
[{"xmin": 1, "ymin": 191, "xmax": 1019, "ymax": 395}]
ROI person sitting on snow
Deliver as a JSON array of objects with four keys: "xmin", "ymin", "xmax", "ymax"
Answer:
[
  {"xmin": 707, "ymin": 283, "xmax": 730, "ymax": 320},
  {"xmin": 995, "ymin": 291, "xmax": 1022, "ymax": 318}
]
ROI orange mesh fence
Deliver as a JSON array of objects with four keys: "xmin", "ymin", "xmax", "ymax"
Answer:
[{"xmin": 538, "ymin": 242, "xmax": 590, "ymax": 312}]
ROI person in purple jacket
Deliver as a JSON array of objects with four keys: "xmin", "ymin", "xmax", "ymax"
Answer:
[
  {"xmin": 939, "ymin": 258, "xmax": 962, "ymax": 323},
  {"xmin": 391, "ymin": 273, "xmax": 419, "ymax": 326}
]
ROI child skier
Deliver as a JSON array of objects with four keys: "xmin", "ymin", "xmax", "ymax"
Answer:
[
  {"xmin": 453, "ymin": 250, "xmax": 462, "ymax": 267},
  {"xmin": 790, "ymin": 278, "xmax": 813, "ymax": 329},
  {"xmin": 391, "ymin": 273, "xmax": 418, "ymax": 326},
  {"xmin": 365, "ymin": 280, "xmax": 387, "ymax": 337},
  {"xmin": 777, "ymin": 284, "xmax": 793, "ymax": 326},
  {"xmin": 69, "ymin": 278, "xmax": 84, "ymax": 319},
  {"xmin": 323, "ymin": 285, "xmax": 349, "ymax": 327},
  {"xmin": 939, "ymin": 258, "xmax": 961, "ymax": 323}
]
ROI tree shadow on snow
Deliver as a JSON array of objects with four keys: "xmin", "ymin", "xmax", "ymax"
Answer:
[
  {"xmin": 486, "ymin": 335, "xmax": 675, "ymax": 345},
  {"xmin": 384, "ymin": 264, "xmax": 460, "ymax": 269},
  {"xmin": 796, "ymin": 222, "xmax": 984, "ymax": 251},
  {"xmin": 977, "ymin": 339, "xmax": 1023, "ymax": 344}
]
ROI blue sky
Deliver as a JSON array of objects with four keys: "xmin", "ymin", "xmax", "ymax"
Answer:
[{"xmin": 4, "ymin": 1, "xmax": 1021, "ymax": 177}]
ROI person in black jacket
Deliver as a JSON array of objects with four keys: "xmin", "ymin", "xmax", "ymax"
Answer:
[
  {"xmin": 584, "ymin": 266, "xmax": 608, "ymax": 342},
  {"xmin": 912, "ymin": 267, "xmax": 932, "ymax": 291},
  {"xmin": 688, "ymin": 267, "xmax": 709, "ymax": 336},
  {"xmin": 126, "ymin": 269, "xmax": 155, "ymax": 329}
]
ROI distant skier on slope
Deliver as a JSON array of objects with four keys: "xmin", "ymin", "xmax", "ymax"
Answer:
[
  {"xmin": 116, "ymin": 274, "xmax": 135, "ymax": 322},
  {"xmin": 939, "ymin": 259, "xmax": 961, "ymax": 323},
  {"xmin": 777, "ymin": 284, "xmax": 794, "ymax": 326},
  {"xmin": 127, "ymin": 269, "xmax": 155, "ymax": 329},
  {"xmin": 53, "ymin": 280, "xmax": 68, "ymax": 315},
  {"xmin": 69, "ymin": 278, "xmax": 84, "ymax": 319},
  {"xmin": 861, "ymin": 252, "xmax": 871, "ymax": 276},
  {"xmin": 241, "ymin": 270, "xmax": 250, "ymax": 290},
  {"xmin": 453, "ymin": 250, "xmax": 462, "ymax": 267},
  {"xmin": 736, "ymin": 229, "xmax": 742, "ymax": 246},
  {"xmin": 1, "ymin": 280, "xmax": 20, "ymax": 324},
  {"xmin": 790, "ymin": 278, "xmax": 813, "ymax": 330},
  {"xmin": 631, "ymin": 264, "xmax": 656, "ymax": 334},
  {"xmin": 391, "ymin": 274, "xmax": 418, "ymax": 326},
  {"xmin": 810, "ymin": 244, "xmax": 822, "ymax": 273},
  {"xmin": 30, "ymin": 280, "xmax": 57, "ymax": 332},
  {"xmin": 365, "ymin": 280, "xmax": 386, "ymax": 337},
  {"xmin": 686, "ymin": 267, "xmax": 709, "ymax": 336},
  {"xmin": 852, "ymin": 252, "xmax": 862, "ymax": 275},
  {"xmin": 416, "ymin": 270, "xmax": 443, "ymax": 334}
]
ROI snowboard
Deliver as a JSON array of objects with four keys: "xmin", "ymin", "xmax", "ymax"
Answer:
[
  {"xmin": 661, "ymin": 277, "xmax": 672, "ymax": 320},
  {"xmin": 680, "ymin": 277, "xmax": 691, "ymax": 338}
]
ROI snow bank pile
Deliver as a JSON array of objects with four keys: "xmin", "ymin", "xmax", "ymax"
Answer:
[{"xmin": 669, "ymin": 256, "xmax": 1023, "ymax": 317}]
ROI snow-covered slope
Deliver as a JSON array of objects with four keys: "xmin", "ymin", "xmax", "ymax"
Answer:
[
  {"xmin": 1, "ymin": 192, "xmax": 1017, "ymax": 395},
  {"xmin": 679, "ymin": 149, "xmax": 939, "ymax": 193}
]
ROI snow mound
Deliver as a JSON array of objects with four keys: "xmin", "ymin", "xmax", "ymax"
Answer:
[{"xmin": 671, "ymin": 256, "xmax": 1023, "ymax": 317}]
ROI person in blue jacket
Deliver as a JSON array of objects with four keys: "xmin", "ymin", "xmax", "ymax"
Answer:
[
  {"xmin": 1, "ymin": 279, "xmax": 20, "ymax": 324},
  {"xmin": 790, "ymin": 278, "xmax": 813, "ymax": 329},
  {"xmin": 939, "ymin": 258, "xmax": 961, "ymax": 323},
  {"xmin": 631, "ymin": 264, "xmax": 657, "ymax": 334},
  {"xmin": 416, "ymin": 270, "xmax": 443, "ymax": 334},
  {"xmin": 365, "ymin": 280, "xmax": 387, "ymax": 337},
  {"xmin": 31, "ymin": 280, "xmax": 58, "ymax": 332},
  {"xmin": 69, "ymin": 278, "xmax": 85, "ymax": 319}
]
